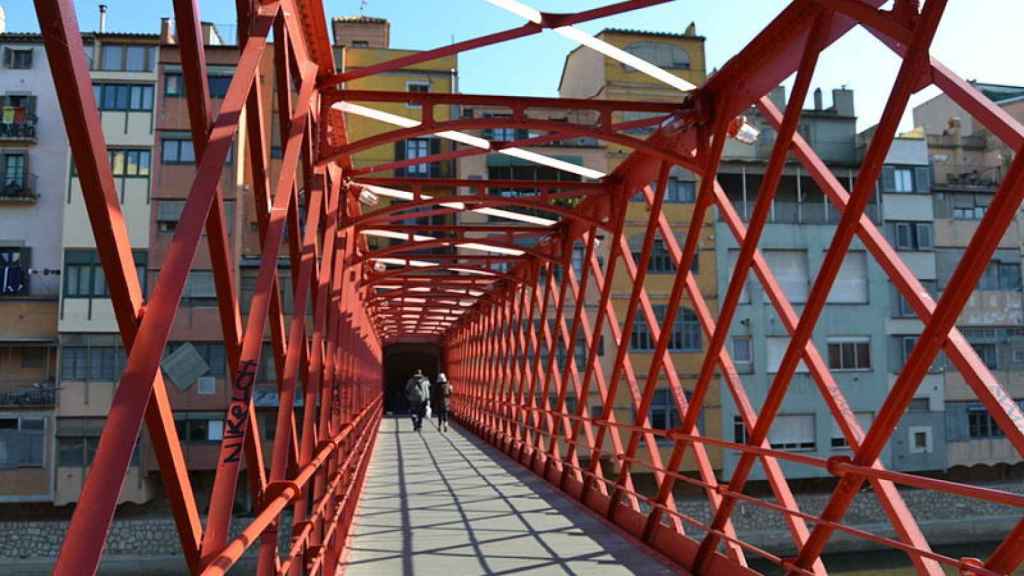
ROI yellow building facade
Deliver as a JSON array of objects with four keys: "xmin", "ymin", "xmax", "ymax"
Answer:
[{"xmin": 560, "ymin": 26, "xmax": 719, "ymax": 474}]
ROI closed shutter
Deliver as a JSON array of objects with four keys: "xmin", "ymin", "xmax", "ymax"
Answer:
[
  {"xmin": 880, "ymin": 166, "xmax": 896, "ymax": 193},
  {"xmin": 763, "ymin": 250, "xmax": 809, "ymax": 303},
  {"xmin": 394, "ymin": 141, "xmax": 406, "ymax": 177},
  {"xmin": 914, "ymin": 166, "xmax": 931, "ymax": 193},
  {"xmin": 157, "ymin": 199, "xmax": 185, "ymax": 222},
  {"xmin": 766, "ymin": 336, "xmax": 809, "ymax": 373},
  {"xmin": 429, "ymin": 137, "xmax": 441, "ymax": 177},
  {"xmin": 726, "ymin": 249, "xmax": 751, "ymax": 303},
  {"xmin": 768, "ymin": 414, "xmax": 815, "ymax": 449},
  {"xmin": 828, "ymin": 251, "xmax": 868, "ymax": 303}
]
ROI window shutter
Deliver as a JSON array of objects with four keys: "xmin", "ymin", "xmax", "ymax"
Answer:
[
  {"xmin": 915, "ymin": 223, "xmax": 933, "ymax": 250},
  {"xmin": 763, "ymin": 250, "xmax": 809, "ymax": 303},
  {"xmin": 394, "ymin": 141, "xmax": 406, "ymax": 177},
  {"xmin": 880, "ymin": 166, "xmax": 896, "ymax": 193},
  {"xmin": 2, "ymin": 48, "xmax": 11, "ymax": 69},
  {"xmin": 429, "ymin": 137, "xmax": 441, "ymax": 177},
  {"xmin": 828, "ymin": 251, "xmax": 868, "ymax": 304},
  {"xmin": 914, "ymin": 166, "xmax": 931, "ymax": 193},
  {"xmin": 157, "ymin": 200, "xmax": 185, "ymax": 221}
]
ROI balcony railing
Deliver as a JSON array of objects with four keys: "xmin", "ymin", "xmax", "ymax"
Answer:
[
  {"xmin": 0, "ymin": 380, "xmax": 56, "ymax": 407},
  {"xmin": 724, "ymin": 200, "xmax": 881, "ymax": 225},
  {"xmin": 0, "ymin": 173, "xmax": 38, "ymax": 202},
  {"xmin": 0, "ymin": 114, "xmax": 38, "ymax": 142}
]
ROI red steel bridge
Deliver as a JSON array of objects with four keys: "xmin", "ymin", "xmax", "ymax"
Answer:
[{"xmin": 33, "ymin": 0, "xmax": 1024, "ymax": 574}]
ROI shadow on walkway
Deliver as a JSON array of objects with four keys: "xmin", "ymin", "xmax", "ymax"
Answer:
[{"xmin": 340, "ymin": 416, "xmax": 678, "ymax": 575}]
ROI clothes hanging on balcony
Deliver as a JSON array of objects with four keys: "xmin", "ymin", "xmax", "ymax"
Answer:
[{"xmin": 1, "ymin": 265, "xmax": 24, "ymax": 294}]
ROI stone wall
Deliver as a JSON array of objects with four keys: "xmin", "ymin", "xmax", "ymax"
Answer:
[
  {"xmin": 0, "ymin": 514, "xmax": 292, "ymax": 560},
  {"xmin": 1, "ymin": 481, "xmax": 1020, "ymax": 561},
  {"xmin": 645, "ymin": 480, "xmax": 1024, "ymax": 555}
]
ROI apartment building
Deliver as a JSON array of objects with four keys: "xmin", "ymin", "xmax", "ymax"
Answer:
[
  {"xmin": 714, "ymin": 87, "xmax": 901, "ymax": 479},
  {"xmin": 55, "ymin": 31, "xmax": 160, "ymax": 505},
  {"xmin": 559, "ymin": 25, "xmax": 716, "ymax": 473},
  {"xmin": 860, "ymin": 128, "xmax": 946, "ymax": 472},
  {"xmin": 913, "ymin": 83, "xmax": 1024, "ymax": 473},
  {"xmin": 455, "ymin": 103, "xmax": 608, "ymax": 434},
  {"xmin": 332, "ymin": 16, "xmax": 458, "ymax": 257},
  {"xmin": 0, "ymin": 32, "xmax": 64, "ymax": 502}
]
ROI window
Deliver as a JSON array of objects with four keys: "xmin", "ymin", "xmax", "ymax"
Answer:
[
  {"xmin": 968, "ymin": 341, "xmax": 999, "ymax": 370},
  {"xmin": 828, "ymin": 338, "xmax": 871, "ymax": 370},
  {"xmin": 64, "ymin": 249, "xmax": 146, "ymax": 298},
  {"xmin": 61, "ymin": 345, "xmax": 125, "ymax": 381},
  {"xmin": 763, "ymin": 250, "xmax": 809, "ymax": 304},
  {"xmin": 4, "ymin": 47, "xmax": 33, "ymax": 69},
  {"xmin": 622, "ymin": 42, "xmax": 690, "ymax": 70},
  {"xmin": 880, "ymin": 165, "xmax": 929, "ymax": 193},
  {"xmin": 632, "ymin": 305, "xmax": 700, "ymax": 351},
  {"xmin": 161, "ymin": 138, "xmax": 196, "ymax": 164},
  {"xmin": 156, "ymin": 200, "xmax": 184, "ymax": 233},
  {"xmin": 406, "ymin": 81, "xmax": 429, "ymax": 107},
  {"xmin": 893, "ymin": 168, "xmax": 913, "ymax": 192},
  {"xmin": 182, "ymin": 271, "xmax": 217, "ymax": 307},
  {"xmin": 0, "ymin": 416, "xmax": 45, "ymax": 468},
  {"xmin": 648, "ymin": 239, "xmax": 674, "ymax": 273},
  {"xmin": 650, "ymin": 389, "xmax": 680, "ymax": 443},
  {"xmin": 893, "ymin": 222, "xmax": 933, "ymax": 251},
  {"xmin": 827, "ymin": 251, "xmax": 868, "ymax": 304},
  {"xmin": 968, "ymin": 406, "xmax": 1004, "ymax": 439},
  {"xmin": 767, "ymin": 414, "xmax": 816, "ymax": 451},
  {"xmin": 0, "ymin": 246, "xmax": 27, "ymax": 295},
  {"xmin": 666, "ymin": 179, "xmax": 696, "ymax": 203},
  {"xmin": 491, "ymin": 127, "xmax": 516, "ymax": 142},
  {"xmin": 99, "ymin": 44, "xmax": 155, "ymax": 72},
  {"xmin": 352, "ymin": 40, "xmax": 369, "ymax": 48},
  {"xmin": 909, "ymin": 426, "xmax": 933, "ymax": 454},
  {"xmin": 734, "ymin": 415, "xmax": 748, "ymax": 444},
  {"xmin": 2, "ymin": 152, "xmax": 26, "ymax": 190},
  {"xmin": 163, "ymin": 72, "xmax": 232, "ymax": 99},
  {"xmin": 93, "ymin": 83, "xmax": 154, "ymax": 111},
  {"xmin": 766, "ymin": 337, "xmax": 809, "ymax": 373},
  {"xmin": 732, "ymin": 336, "xmax": 752, "ymax": 365},
  {"xmin": 404, "ymin": 138, "xmax": 430, "ymax": 175},
  {"xmin": 896, "ymin": 335, "xmax": 918, "ymax": 369},
  {"xmin": 176, "ymin": 415, "xmax": 224, "ymax": 444},
  {"xmin": 979, "ymin": 260, "xmax": 1022, "ymax": 291},
  {"xmin": 108, "ymin": 149, "xmax": 151, "ymax": 177},
  {"xmin": 208, "ymin": 75, "xmax": 231, "ymax": 99},
  {"xmin": 830, "ymin": 412, "xmax": 874, "ymax": 449},
  {"xmin": 164, "ymin": 72, "xmax": 184, "ymax": 97}
]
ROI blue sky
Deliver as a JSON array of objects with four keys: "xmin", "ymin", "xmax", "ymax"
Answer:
[{"xmin": 7, "ymin": 0, "xmax": 1024, "ymax": 130}]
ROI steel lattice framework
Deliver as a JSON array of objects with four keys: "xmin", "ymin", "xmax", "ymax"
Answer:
[{"xmin": 34, "ymin": 0, "xmax": 1024, "ymax": 574}]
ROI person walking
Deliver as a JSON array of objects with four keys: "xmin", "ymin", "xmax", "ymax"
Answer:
[
  {"xmin": 432, "ymin": 372, "xmax": 452, "ymax": 432},
  {"xmin": 404, "ymin": 369, "xmax": 430, "ymax": 432}
]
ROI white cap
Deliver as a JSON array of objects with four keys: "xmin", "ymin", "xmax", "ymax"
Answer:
[{"xmin": 437, "ymin": 372, "xmax": 447, "ymax": 381}]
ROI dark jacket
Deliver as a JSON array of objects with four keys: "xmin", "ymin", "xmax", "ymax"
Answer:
[{"xmin": 432, "ymin": 378, "xmax": 452, "ymax": 410}]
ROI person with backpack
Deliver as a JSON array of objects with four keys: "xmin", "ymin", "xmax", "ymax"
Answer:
[
  {"xmin": 432, "ymin": 372, "xmax": 452, "ymax": 432},
  {"xmin": 404, "ymin": 369, "xmax": 430, "ymax": 432}
]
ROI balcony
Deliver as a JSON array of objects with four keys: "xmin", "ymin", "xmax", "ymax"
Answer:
[
  {"xmin": 724, "ymin": 200, "xmax": 881, "ymax": 226},
  {"xmin": 0, "ymin": 114, "xmax": 38, "ymax": 144},
  {"xmin": 0, "ymin": 174, "xmax": 38, "ymax": 204},
  {"xmin": 0, "ymin": 380, "xmax": 56, "ymax": 408}
]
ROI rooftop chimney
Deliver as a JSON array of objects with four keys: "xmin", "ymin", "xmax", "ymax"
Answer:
[
  {"xmin": 98, "ymin": 4, "xmax": 107, "ymax": 33},
  {"xmin": 813, "ymin": 87, "xmax": 823, "ymax": 111},
  {"xmin": 160, "ymin": 18, "xmax": 175, "ymax": 44}
]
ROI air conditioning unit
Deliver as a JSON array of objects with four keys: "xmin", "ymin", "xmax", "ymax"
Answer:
[{"xmin": 197, "ymin": 376, "xmax": 216, "ymax": 395}]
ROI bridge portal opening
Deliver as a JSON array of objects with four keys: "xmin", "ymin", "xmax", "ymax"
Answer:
[{"xmin": 382, "ymin": 343, "xmax": 441, "ymax": 414}]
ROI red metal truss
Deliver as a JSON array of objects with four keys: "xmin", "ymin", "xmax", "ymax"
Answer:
[{"xmin": 36, "ymin": 0, "xmax": 1024, "ymax": 575}]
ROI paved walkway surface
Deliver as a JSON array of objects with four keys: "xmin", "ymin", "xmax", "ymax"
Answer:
[{"xmin": 340, "ymin": 416, "xmax": 679, "ymax": 576}]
